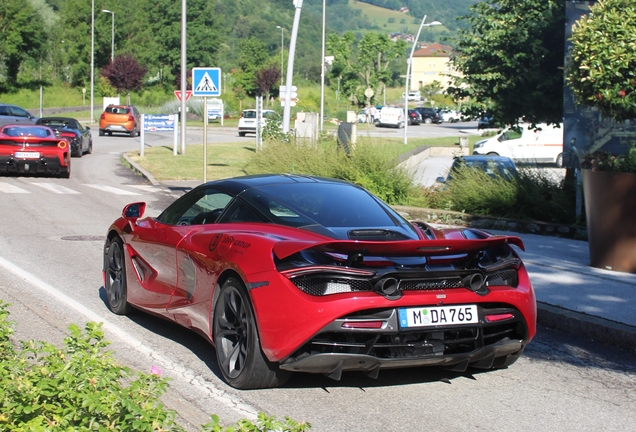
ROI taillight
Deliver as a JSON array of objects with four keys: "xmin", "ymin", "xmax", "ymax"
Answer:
[
  {"xmin": 128, "ymin": 115, "xmax": 134, "ymax": 121},
  {"xmin": 58, "ymin": 141, "xmax": 68, "ymax": 149},
  {"xmin": 60, "ymin": 132, "xmax": 75, "ymax": 138},
  {"xmin": 100, "ymin": 113, "xmax": 105, "ymax": 120}
]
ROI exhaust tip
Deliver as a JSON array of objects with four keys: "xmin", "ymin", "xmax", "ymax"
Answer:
[
  {"xmin": 462, "ymin": 273, "xmax": 488, "ymax": 295},
  {"xmin": 373, "ymin": 277, "xmax": 402, "ymax": 300}
]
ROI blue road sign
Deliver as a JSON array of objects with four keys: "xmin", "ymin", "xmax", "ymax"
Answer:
[
  {"xmin": 192, "ymin": 67, "xmax": 221, "ymax": 97},
  {"xmin": 143, "ymin": 114, "xmax": 176, "ymax": 132}
]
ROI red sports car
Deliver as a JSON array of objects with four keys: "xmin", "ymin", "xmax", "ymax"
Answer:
[
  {"xmin": 0, "ymin": 124, "xmax": 71, "ymax": 178},
  {"xmin": 103, "ymin": 175, "xmax": 536, "ymax": 389}
]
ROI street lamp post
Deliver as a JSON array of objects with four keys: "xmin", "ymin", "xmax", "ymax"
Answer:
[
  {"xmin": 282, "ymin": 0, "xmax": 304, "ymax": 134},
  {"xmin": 90, "ymin": 0, "xmax": 94, "ymax": 124},
  {"xmin": 276, "ymin": 26, "xmax": 285, "ymax": 87},
  {"xmin": 403, "ymin": 15, "xmax": 442, "ymax": 144},
  {"xmin": 320, "ymin": 0, "xmax": 326, "ymax": 132},
  {"xmin": 102, "ymin": 10, "xmax": 115, "ymax": 62}
]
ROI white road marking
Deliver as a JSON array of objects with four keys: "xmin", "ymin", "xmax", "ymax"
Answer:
[
  {"xmin": 0, "ymin": 256, "xmax": 260, "ymax": 420},
  {"xmin": 32, "ymin": 182, "xmax": 82, "ymax": 194},
  {"xmin": 86, "ymin": 185, "xmax": 141, "ymax": 195},
  {"xmin": 127, "ymin": 185, "xmax": 160, "ymax": 193},
  {"xmin": 0, "ymin": 183, "xmax": 30, "ymax": 194}
]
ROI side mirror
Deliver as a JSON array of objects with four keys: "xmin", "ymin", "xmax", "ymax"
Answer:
[
  {"xmin": 122, "ymin": 202, "xmax": 146, "ymax": 221},
  {"xmin": 436, "ymin": 176, "xmax": 446, "ymax": 183},
  {"xmin": 86, "ymin": 126, "xmax": 90, "ymax": 130}
]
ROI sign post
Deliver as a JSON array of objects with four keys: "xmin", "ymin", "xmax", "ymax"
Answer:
[{"xmin": 192, "ymin": 67, "xmax": 222, "ymax": 182}]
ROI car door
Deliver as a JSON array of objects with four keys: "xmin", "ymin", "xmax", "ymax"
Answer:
[
  {"xmin": 497, "ymin": 127, "xmax": 526, "ymax": 161},
  {"xmin": 9, "ymin": 106, "xmax": 36, "ymax": 125},
  {"xmin": 168, "ymin": 189, "xmax": 233, "ymax": 309}
]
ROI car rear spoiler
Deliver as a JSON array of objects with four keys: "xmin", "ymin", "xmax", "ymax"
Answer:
[{"xmin": 273, "ymin": 236, "xmax": 524, "ymax": 260}]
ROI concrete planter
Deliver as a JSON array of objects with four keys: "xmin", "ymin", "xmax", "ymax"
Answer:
[{"xmin": 582, "ymin": 169, "xmax": 636, "ymax": 273}]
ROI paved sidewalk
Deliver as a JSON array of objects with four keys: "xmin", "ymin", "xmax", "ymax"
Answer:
[{"xmin": 489, "ymin": 229, "xmax": 636, "ymax": 351}]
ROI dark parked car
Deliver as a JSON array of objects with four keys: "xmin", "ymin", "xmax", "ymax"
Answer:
[
  {"xmin": 36, "ymin": 117, "xmax": 92, "ymax": 157},
  {"xmin": 0, "ymin": 103, "xmax": 38, "ymax": 127},
  {"xmin": 407, "ymin": 109, "xmax": 421, "ymax": 125},
  {"xmin": 414, "ymin": 107, "xmax": 442, "ymax": 124},
  {"xmin": 477, "ymin": 113, "xmax": 497, "ymax": 130},
  {"xmin": 437, "ymin": 155, "xmax": 518, "ymax": 184}
]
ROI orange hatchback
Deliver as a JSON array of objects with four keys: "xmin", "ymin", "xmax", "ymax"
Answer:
[{"xmin": 99, "ymin": 105, "xmax": 140, "ymax": 137}]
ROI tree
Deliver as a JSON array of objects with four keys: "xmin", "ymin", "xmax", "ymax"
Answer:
[
  {"xmin": 0, "ymin": 0, "xmax": 47, "ymax": 90},
  {"xmin": 447, "ymin": 0, "xmax": 565, "ymax": 126},
  {"xmin": 566, "ymin": 0, "xmax": 636, "ymax": 121},
  {"xmin": 327, "ymin": 31, "xmax": 406, "ymax": 106},
  {"xmin": 255, "ymin": 66, "xmax": 280, "ymax": 106},
  {"xmin": 102, "ymin": 54, "xmax": 147, "ymax": 104}
]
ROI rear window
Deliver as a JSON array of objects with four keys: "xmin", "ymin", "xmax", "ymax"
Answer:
[
  {"xmin": 242, "ymin": 110, "xmax": 256, "ymax": 119},
  {"xmin": 106, "ymin": 107, "xmax": 130, "ymax": 115},
  {"xmin": 2, "ymin": 126, "xmax": 52, "ymax": 138},
  {"xmin": 239, "ymin": 183, "xmax": 405, "ymax": 228}
]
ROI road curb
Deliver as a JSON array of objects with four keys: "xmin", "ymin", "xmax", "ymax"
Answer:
[
  {"xmin": 537, "ymin": 302, "xmax": 636, "ymax": 352},
  {"xmin": 122, "ymin": 153, "xmax": 160, "ymax": 186}
]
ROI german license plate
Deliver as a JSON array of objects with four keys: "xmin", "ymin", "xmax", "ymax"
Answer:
[
  {"xmin": 15, "ymin": 152, "xmax": 40, "ymax": 159},
  {"xmin": 398, "ymin": 305, "xmax": 478, "ymax": 328}
]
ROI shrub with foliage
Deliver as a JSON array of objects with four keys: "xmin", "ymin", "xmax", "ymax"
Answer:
[
  {"xmin": 0, "ymin": 301, "xmax": 310, "ymax": 431},
  {"xmin": 428, "ymin": 165, "xmax": 576, "ymax": 224},
  {"xmin": 581, "ymin": 145, "xmax": 636, "ymax": 173},
  {"xmin": 244, "ymin": 137, "xmax": 428, "ymax": 207},
  {"xmin": 566, "ymin": 0, "xmax": 636, "ymax": 121}
]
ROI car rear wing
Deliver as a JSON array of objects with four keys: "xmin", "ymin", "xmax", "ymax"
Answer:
[{"xmin": 273, "ymin": 236, "xmax": 524, "ymax": 260}]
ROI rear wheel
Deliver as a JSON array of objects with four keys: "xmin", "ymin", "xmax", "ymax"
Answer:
[
  {"xmin": 424, "ymin": 117, "xmax": 432, "ymax": 125},
  {"xmin": 487, "ymin": 152, "xmax": 500, "ymax": 157},
  {"xmin": 105, "ymin": 237, "xmax": 131, "ymax": 315},
  {"xmin": 238, "ymin": 132, "xmax": 246, "ymax": 137},
  {"xmin": 87, "ymin": 140, "xmax": 93, "ymax": 154},
  {"xmin": 99, "ymin": 129, "xmax": 104, "ymax": 136},
  {"xmin": 213, "ymin": 277, "xmax": 290, "ymax": 389},
  {"xmin": 556, "ymin": 153, "xmax": 563, "ymax": 168}
]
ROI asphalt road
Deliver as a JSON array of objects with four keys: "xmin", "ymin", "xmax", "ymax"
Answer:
[{"xmin": 0, "ymin": 131, "xmax": 634, "ymax": 431}]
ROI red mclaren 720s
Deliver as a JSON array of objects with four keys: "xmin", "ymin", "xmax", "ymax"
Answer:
[{"xmin": 103, "ymin": 174, "xmax": 536, "ymax": 389}]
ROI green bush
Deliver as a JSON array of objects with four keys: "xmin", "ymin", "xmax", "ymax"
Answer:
[
  {"xmin": 0, "ymin": 302, "xmax": 310, "ymax": 431},
  {"xmin": 244, "ymin": 137, "xmax": 427, "ymax": 206},
  {"xmin": 428, "ymin": 165, "xmax": 576, "ymax": 224}
]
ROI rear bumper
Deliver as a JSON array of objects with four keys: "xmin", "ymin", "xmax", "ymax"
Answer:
[
  {"xmin": 278, "ymin": 304, "xmax": 531, "ymax": 375},
  {"xmin": 101, "ymin": 123, "xmax": 134, "ymax": 133},
  {"xmin": 0, "ymin": 155, "xmax": 68, "ymax": 175}
]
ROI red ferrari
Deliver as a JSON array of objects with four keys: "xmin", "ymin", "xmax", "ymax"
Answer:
[
  {"xmin": 0, "ymin": 124, "xmax": 71, "ymax": 178},
  {"xmin": 103, "ymin": 175, "xmax": 536, "ymax": 389}
]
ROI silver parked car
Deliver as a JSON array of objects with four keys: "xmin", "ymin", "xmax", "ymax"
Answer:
[{"xmin": 0, "ymin": 103, "xmax": 38, "ymax": 127}]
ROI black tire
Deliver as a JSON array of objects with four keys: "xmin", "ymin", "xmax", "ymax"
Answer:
[
  {"xmin": 87, "ymin": 140, "xmax": 93, "ymax": 154},
  {"xmin": 556, "ymin": 153, "xmax": 563, "ymax": 168},
  {"xmin": 104, "ymin": 237, "xmax": 131, "ymax": 315},
  {"xmin": 129, "ymin": 127, "xmax": 136, "ymax": 137},
  {"xmin": 213, "ymin": 277, "xmax": 290, "ymax": 389},
  {"xmin": 238, "ymin": 132, "xmax": 246, "ymax": 137},
  {"xmin": 99, "ymin": 129, "xmax": 104, "ymax": 136},
  {"xmin": 487, "ymin": 152, "xmax": 500, "ymax": 157},
  {"xmin": 76, "ymin": 146, "xmax": 83, "ymax": 158},
  {"xmin": 424, "ymin": 117, "xmax": 432, "ymax": 125},
  {"xmin": 59, "ymin": 158, "xmax": 71, "ymax": 178}
]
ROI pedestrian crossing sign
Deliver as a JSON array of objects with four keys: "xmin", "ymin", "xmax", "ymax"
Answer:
[{"xmin": 192, "ymin": 67, "xmax": 221, "ymax": 97}]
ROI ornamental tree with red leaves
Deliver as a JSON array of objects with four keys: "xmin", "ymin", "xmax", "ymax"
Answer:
[
  {"xmin": 255, "ymin": 66, "xmax": 281, "ymax": 107},
  {"xmin": 102, "ymin": 54, "xmax": 147, "ymax": 104}
]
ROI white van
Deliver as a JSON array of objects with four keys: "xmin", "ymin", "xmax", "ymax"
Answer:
[
  {"xmin": 376, "ymin": 107, "xmax": 404, "ymax": 128},
  {"xmin": 472, "ymin": 123, "xmax": 564, "ymax": 167}
]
